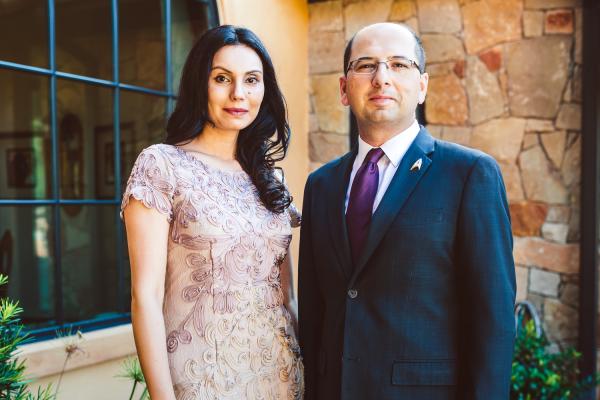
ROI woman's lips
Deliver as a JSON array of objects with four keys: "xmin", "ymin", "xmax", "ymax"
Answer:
[{"xmin": 224, "ymin": 108, "xmax": 248, "ymax": 116}]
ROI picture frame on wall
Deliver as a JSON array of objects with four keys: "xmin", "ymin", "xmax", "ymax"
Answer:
[
  {"xmin": 94, "ymin": 123, "xmax": 135, "ymax": 199},
  {"xmin": 6, "ymin": 147, "xmax": 36, "ymax": 188}
]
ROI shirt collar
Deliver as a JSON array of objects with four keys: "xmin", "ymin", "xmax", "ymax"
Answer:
[{"xmin": 356, "ymin": 120, "xmax": 421, "ymax": 168}]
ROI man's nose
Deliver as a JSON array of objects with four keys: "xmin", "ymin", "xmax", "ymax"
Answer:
[{"xmin": 371, "ymin": 62, "xmax": 391, "ymax": 87}]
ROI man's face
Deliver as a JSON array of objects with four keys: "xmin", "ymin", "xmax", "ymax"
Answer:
[{"xmin": 340, "ymin": 26, "xmax": 428, "ymax": 129}]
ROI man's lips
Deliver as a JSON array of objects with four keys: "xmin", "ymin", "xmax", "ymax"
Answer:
[
  {"xmin": 369, "ymin": 95, "xmax": 395, "ymax": 105},
  {"xmin": 224, "ymin": 108, "xmax": 248, "ymax": 115}
]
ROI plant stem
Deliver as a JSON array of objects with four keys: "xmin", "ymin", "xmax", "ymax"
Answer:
[
  {"xmin": 139, "ymin": 386, "xmax": 148, "ymax": 400},
  {"xmin": 128, "ymin": 380, "xmax": 138, "ymax": 400}
]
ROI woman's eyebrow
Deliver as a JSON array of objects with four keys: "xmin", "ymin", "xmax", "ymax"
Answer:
[{"xmin": 211, "ymin": 66, "xmax": 263, "ymax": 75}]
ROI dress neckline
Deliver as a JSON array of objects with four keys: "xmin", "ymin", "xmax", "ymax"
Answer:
[{"xmin": 172, "ymin": 145, "xmax": 249, "ymax": 177}]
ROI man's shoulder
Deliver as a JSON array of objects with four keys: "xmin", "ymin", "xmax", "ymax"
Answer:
[
  {"xmin": 307, "ymin": 151, "xmax": 354, "ymax": 183},
  {"xmin": 432, "ymin": 136, "xmax": 499, "ymax": 172}
]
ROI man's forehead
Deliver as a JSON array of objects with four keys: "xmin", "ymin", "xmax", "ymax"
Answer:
[{"xmin": 351, "ymin": 25, "xmax": 417, "ymax": 59}]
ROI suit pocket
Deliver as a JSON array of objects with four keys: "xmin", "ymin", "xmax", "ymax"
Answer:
[
  {"xmin": 391, "ymin": 360, "xmax": 456, "ymax": 386},
  {"xmin": 395, "ymin": 208, "xmax": 445, "ymax": 226}
]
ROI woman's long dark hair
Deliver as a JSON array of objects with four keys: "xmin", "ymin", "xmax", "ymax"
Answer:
[{"xmin": 165, "ymin": 25, "xmax": 291, "ymax": 214}]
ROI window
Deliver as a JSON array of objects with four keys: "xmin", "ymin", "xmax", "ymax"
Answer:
[{"xmin": 0, "ymin": 0, "xmax": 218, "ymax": 340}]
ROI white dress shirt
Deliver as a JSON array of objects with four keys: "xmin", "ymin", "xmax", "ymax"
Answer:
[{"xmin": 345, "ymin": 120, "xmax": 421, "ymax": 214}]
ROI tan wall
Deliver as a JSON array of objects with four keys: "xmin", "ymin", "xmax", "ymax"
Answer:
[{"xmin": 24, "ymin": 3, "xmax": 309, "ymax": 398}]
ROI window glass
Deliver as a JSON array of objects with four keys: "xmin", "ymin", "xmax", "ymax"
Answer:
[
  {"xmin": 0, "ymin": 69, "xmax": 51, "ymax": 200},
  {"xmin": 0, "ymin": 1, "xmax": 48, "ymax": 68},
  {"xmin": 56, "ymin": 0, "xmax": 112, "ymax": 80}
]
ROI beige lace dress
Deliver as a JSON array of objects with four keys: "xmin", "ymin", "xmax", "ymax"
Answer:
[{"xmin": 121, "ymin": 143, "xmax": 304, "ymax": 400}]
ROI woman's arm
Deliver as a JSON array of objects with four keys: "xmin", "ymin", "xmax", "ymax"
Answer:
[
  {"xmin": 124, "ymin": 199, "xmax": 176, "ymax": 400},
  {"xmin": 280, "ymin": 252, "xmax": 298, "ymax": 336}
]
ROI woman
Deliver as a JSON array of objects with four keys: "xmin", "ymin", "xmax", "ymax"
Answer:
[{"xmin": 121, "ymin": 25, "xmax": 303, "ymax": 400}]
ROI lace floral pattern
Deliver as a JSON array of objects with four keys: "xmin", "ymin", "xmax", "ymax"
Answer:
[{"xmin": 122, "ymin": 144, "xmax": 303, "ymax": 400}]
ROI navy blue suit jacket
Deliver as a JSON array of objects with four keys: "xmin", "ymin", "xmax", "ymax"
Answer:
[{"xmin": 298, "ymin": 127, "xmax": 516, "ymax": 400}]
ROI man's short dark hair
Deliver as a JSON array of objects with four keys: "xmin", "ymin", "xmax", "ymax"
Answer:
[{"xmin": 343, "ymin": 24, "xmax": 426, "ymax": 75}]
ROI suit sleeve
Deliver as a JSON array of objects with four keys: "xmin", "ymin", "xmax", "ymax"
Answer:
[
  {"xmin": 298, "ymin": 175, "xmax": 324, "ymax": 400},
  {"xmin": 455, "ymin": 155, "xmax": 516, "ymax": 399}
]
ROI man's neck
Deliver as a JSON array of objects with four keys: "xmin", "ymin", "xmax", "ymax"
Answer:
[{"xmin": 357, "ymin": 118, "xmax": 416, "ymax": 148}]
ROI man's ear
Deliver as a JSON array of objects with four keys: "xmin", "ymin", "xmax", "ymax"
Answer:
[
  {"xmin": 340, "ymin": 76, "xmax": 350, "ymax": 106},
  {"xmin": 418, "ymin": 72, "xmax": 429, "ymax": 105}
]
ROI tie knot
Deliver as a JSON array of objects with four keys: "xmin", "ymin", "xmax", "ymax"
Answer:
[{"xmin": 365, "ymin": 148, "xmax": 385, "ymax": 165}]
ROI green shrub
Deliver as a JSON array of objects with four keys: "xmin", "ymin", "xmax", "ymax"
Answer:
[
  {"xmin": 511, "ymin": 318, "xmax": 600, "ymax": 399},
  {"xmin": 0, "ymin": 274, "xmax": 54, "ymax": 400}
]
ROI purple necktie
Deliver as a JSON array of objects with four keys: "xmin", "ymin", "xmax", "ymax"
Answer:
[{"xmin": 347, "ymin": 148, "xmax": 385, "ymax": 263}]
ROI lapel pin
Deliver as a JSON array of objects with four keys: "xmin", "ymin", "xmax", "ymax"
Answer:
[{"xmin": 410, "ymin": 158, "xmax": 422, "ymax": 172}]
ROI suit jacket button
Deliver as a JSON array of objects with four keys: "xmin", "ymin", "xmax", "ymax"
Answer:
[{"xmin": 348, "ymin": 289, "xmax": 358, "ymax": 299}]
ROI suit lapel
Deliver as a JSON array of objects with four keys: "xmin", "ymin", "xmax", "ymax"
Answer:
[
  {"xmin": 351, "ymin": 128, "xmax": 436, "ymax": 282},
  {"xmin": 327, "ymin": 150, "xmax": 356, "ymax": 281}
]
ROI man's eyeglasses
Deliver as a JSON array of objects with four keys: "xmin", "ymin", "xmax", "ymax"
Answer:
[{"xmin": 346, "ymin": 56, "xmax": 421, "ymax": 75}]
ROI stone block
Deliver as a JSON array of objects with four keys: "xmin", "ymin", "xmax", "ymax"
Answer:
[
  {"xmin": 516, "ymin": 266, "xmax": 529, "ymax": 301},
  {"xmin": 426, "ymin": 124, "xmax": 443, "ymax": 137},
  {"xmin": 556, "ymin": 103, "xmax": 581, "ymax": 131},
  {"xmin": 422, "ymin": 34, "xmax": 464, "ymax": 63},
  {"xmin": 542, "ymin": 222, "xmax": 569, "ymax": 243},
  {"xmin": 530, "ymin": 268, "xmax": 561, "ymax": 297},
  {"xmin": 470, "ymin": 118, "xmax": 525, "ymax": 163},
  {"xmin": 546, "ymin": 205, "xmax": 571, "ymax": 223},
  {"xmin": 416, "ymin": 0, "xmax": 461, "ymax": 33},
  {"xmin": 310, "ymin": 132, "xmax": 349, "ymax": 163},
  {"xmin": 506, "ymin": 37, "xmax": 571, "ymax": 119},
  {"xmin": 543, "ymin": 298, "xmax": 578, "ymax": 342},
  {"xmin": 560, "ymin": 282, "xmax": 578, "ymax": 308},
  {"xmin": 462, "ymin": 0, "xmax": 522, "ymax": 54},
  {"xmin": 524, "ymin": 0, "xmax": 582, "ymax": 9},
  {"xmin": 522, "ymin": 133, "xmax": 539, "ymax": 150},
  {"xmin": 427, "ymin": 62, "xmax": 455, "ymax": 77},
  {"xmin": 545, "ymin": 9, "xmax": 574, "ymax": 34},
  {"xmin": 575, "ymin": 8, "xmax": 582, "ymax": 64},
  {"xmin": 442, "ymin": 126, "xmax": 471, "ymax": 146},
  {"xmin": 561, "ymin": 135, "xmax": 580, "ymax": 187},
  {"xmin": 525, "ymin": 119, "xmax": 555, "ymax": 132},
  {"xmin": 499, "ymin": 161, "xmax": 524, "ymax": 201},
  {"xmin": 540, "ymin": 130, "xmax": 567, "ymax": 168},
  {"xmin": 311, "ymin": 74, "xmax": 349, "ymax": 134},
  {"xmin": 309, "ymin": 1, "xmax": 344, "ymax": 32},
  {"xmin": 425, "ymin": 74, "xmax": 468, "ymax": 125},
  {"xmin": 510, "ymin": 201, "xmax": 548, "ymax": 237},
  {"xmin": 519, "ymin": 145, "xmax": 569, "ymax": 204},
  {"xmin": 310, "ymin": 31, "xmax": 346, "ymax": 74},
  {"xmin": 389, "ymin": 0, "xmax": 416, "ymax": 21},
  {"xmin": 344, "ymin": 0, "xmax": 394, "ymax": 40},
  {"xmin": 513, "ymin": 237, "xmax": 579, "ymax": 274},
  {"xmin": 309, "ymin": 112, "xmax": 319, "ymax": 133},
  {"xmin": 478, "ymin": 48, "xmax": 502, "ymax": 72},
  {"xmin": 572, "ymin": 65, "xmax": 582, "ymax": 103},
  {"xmin": 523, "ymin": 10, "xmax": 544, "ymax": 37},
  {"xmin": 453, "ymin": 60, "xmax": 465, "ymax": 78},
  {"xmin": 466, "ymin": 56, "xmax": 505, "ymax": 125}
]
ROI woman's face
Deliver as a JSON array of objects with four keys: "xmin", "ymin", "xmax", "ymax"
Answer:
[{"xmin": 207, "ymin": 44, "xmax": 265, "ymax": 133}]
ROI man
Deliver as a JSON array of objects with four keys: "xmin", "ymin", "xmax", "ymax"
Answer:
[{"xmin": 298, "ymin": 23, "xmax": 516, "ymax": 400}]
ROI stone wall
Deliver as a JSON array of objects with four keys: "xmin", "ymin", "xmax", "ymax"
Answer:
[{"xmin": 308, "ymin": 0, "xmax": 583, "ymax": 346}]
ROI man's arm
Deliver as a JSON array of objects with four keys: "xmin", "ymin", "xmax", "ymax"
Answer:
[
  {"xmin": 298, "ymin": 175, "xmax": 324, "ymax": 400},
  {"xmin": 455, "ymin": 154, "xmax": 516, "ymax": 399}
]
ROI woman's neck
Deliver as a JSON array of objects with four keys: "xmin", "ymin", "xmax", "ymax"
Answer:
[{"xmin": 185, "ymin": 125, "xmax": 239, "ymax": 161}]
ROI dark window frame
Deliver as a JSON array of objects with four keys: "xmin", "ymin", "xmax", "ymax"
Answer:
[{"xmin": 0, "ymin": 0, "xmax": 219, "ymax": 341}]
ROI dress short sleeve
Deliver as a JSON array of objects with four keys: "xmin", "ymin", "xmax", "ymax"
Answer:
[
  {"xmin": 120, "ymin": 145, "xmax": 176, "ymax": 222},
  {"xmin": 274, "ymin": 168, "xmax": 301, "ymax": 228}
]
